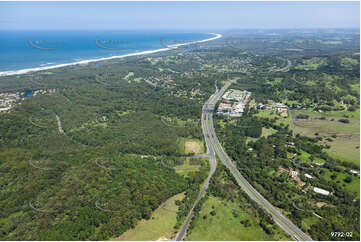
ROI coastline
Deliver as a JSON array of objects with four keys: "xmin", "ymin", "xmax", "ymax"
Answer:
[{"xmin": 0, "ymin": 33, "xmax": 222, "ymax": 77}]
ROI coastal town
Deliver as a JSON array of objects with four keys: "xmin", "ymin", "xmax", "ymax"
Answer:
[{"xmin": 0, "ymin": 89, "xmax": 56, "ymax": 112}]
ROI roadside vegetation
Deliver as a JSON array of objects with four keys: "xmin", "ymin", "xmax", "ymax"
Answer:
[
  {"xmin": 115, "ymin": 192, "xmax": 185, "ymax": 241},
  {"xmin": 186, "ymin": 165, "xmax": 291, "ymax": 241}
]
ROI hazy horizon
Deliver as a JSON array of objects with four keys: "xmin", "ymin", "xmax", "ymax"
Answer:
[{"xmin": 0, "ymin": 1, "xmax": 359, "ymax": 31}]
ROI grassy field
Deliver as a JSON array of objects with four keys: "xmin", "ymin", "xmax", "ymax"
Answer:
[
  {"xmin": 254, "ymin": 109, "xmax": 291, "ymax": 127},
  {"xmin": 262, "ymin": 127, "xmax": 277, "ymax": 137},
  {"xmin": 320, "ymin": 169, "xmax": 360, "ymax": 198},
  {"xmin": 246, "ymin": 137, "xmax": 258, "ymax": 144},
  {"xmin": 115, "ymin": 192, "xmax": 185, "ymax": 241},
  {"xmin": 186, "ymin": 196, "xmax": 289, "ymax": 241},
  {"xmin": 301, "ymin": 216, "xmax": 320, "ymax": 232},
  {"xmin": 293, "ymin": 108, "xmax": 360, "ymax": 120},
  {"xmin": 291, "ymin": 109, "xmax": 360, "ymax": 166},
  {"xmin": 326, "ymin": 134, "xmax": 360, "ymax": 166},
  {"xmin": 184, "ymin": 139, "xmax": 204, "ymax": 154},
  {"xmin": 177, "ymin": 138, "xmax": 204, "ymax": 155},
  {"xmin": 326, "ymin": 109, "xmax": 360, "ymax": 119},
  {"xmin": 292, "ymin": 113, "xmax": 359, "ymax": 134},
  {"xmin": 246, "ymin": 109, "xmax": 289, "ymax": 143},
  {"xmin": 246, "ymin": 127, "xmax": 277, "ymax": 143},
  {"xmin": 174, "ymin": 157, "xmax": 207, "ymax": 177}
]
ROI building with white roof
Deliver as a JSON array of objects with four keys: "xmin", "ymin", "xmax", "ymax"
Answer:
[
  {"xmin": 305, "ymin": 173, "xmax": 313, "ymax": 179},
  {"xmin": 313, "ymin": 187, "xmax": 330, "ymax": 196}
]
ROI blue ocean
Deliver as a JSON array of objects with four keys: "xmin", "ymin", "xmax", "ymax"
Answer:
[{"xmin": 0, "ymin": 30, "xmax": 213, "ymax": 72}]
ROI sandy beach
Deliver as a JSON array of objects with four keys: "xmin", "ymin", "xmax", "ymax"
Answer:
[{"xmin": 0, "ymin": 33, "xmax": 222, "ymax": 77}]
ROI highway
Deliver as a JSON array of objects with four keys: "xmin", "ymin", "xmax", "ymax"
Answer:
[
  {"xmin": 201, "ymin": 80, "xmax": 312, "ymax": 241},
  {"xmin": 174, "ymin": 92, "xmax": 218, "ymax": 240}
]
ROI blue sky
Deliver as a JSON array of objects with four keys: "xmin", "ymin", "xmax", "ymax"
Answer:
[{"xmin": 0, "ymin": 1, "xmax": 359, "ymax": 30}]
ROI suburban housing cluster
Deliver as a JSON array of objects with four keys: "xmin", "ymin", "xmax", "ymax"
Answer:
[
  {"xmin": 256, "ymin": 102, "xmax": 289, "ymax": 117},
  {"xmin": 0, "ymin": 89, "xmax": 56, "ymax": 112},
  {"xmin": 217, "ymin": 89, "xmax": 251, "ymax": 117}
]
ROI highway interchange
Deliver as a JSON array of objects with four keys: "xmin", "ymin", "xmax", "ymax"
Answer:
[{"xmin": 176, "ymin": 80, "xmax": 312, "ymax": 241}]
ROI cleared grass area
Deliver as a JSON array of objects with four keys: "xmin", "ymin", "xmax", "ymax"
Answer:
[
  {"xmin": 293, "ymin": 115, "xmax": 359, "ymax": 134},
  {"xmin": 294, "ymin": 108, "xmax": 360, "ymax": 120},
  {"xmin": 325, "ymin": 134, "xmax": 360, "ymax": 166},
  {"xmin": 246, "ymin": 137, "xmax": 258, "ymax": 144},
  {"xmin": 291, "ymin": 109, "xmax": 360, "ymax": 166},
  {"xmin": 292, "ymin": 150, "xmax": 325, "ymax": 165},
  {"xmin": 327, "ymin": 109, "xmax": 360, "ymax": 119},
  {"xmin": 262, "ymin": 127, "xmax": 277, "ymax": 137},
  {"xmin": 295, "ymin": 150, "xmax": 313, "ymax": 163},
  {"xmin": 115, "ymin": 192, "xmax": 185, "ymax": 241},
  {"xmin": 320, "ymin": 169, "xmax": 360, "ymax": 198},
  {"xmin": 186, "ymin": 196, "xmax": 288, "ymax": 241},
  {"xmin": 254, "ymin": 109, "xmax": 291, "ymax": 128},
  {"xmin": 184, "ymin": 139, "xmax": 204, "ymax": 154},
  {"xmin": 174, "ymin": 157, "xmax": 206, "ymax": 177},
  {"xmin": 246, "ymin": 127, "xmax": 277, "ymax": 144},
  {"xmin": 177, "ymin": 138, "xmax": 204, "ymax": 155},
  {"xmin": 301, "ymin": 216, "xmax": 320, "ymax": 232}
]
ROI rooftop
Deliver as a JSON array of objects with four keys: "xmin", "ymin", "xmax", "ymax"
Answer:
[{"xmin": 313, "ymin": 187, "xmax": 330, "ymax": 196}]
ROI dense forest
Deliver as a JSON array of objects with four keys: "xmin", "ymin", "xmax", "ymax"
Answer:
[{"xmin": 0, "ymin": 54, "xmax": 213, "ymax": 239}]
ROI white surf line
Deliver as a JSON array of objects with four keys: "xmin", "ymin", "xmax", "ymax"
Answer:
[
  {"xmin": 0, "ymin": 33, "xmax": 222, "ymax": 77},
  {"xmin": 165, "ymin": 32, "xmax": 222, "ymax": 48}
]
